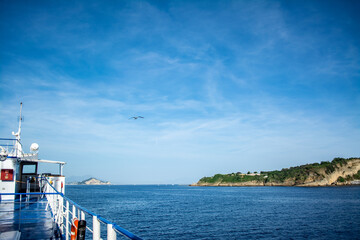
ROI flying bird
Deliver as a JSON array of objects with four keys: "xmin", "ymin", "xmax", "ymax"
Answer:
[{"xmin": 129, "ymin": 116, "xmax": 144, "ymax": 120}]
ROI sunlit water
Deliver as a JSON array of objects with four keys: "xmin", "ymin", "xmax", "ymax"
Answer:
[{"xmin": 66, "ymin": 185, "xmax": 360, "ymax": 240}]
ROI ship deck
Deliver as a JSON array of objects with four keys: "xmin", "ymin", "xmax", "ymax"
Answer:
[{"xmin": 0, "ymin": 197, "xmax": 61, "ymax": 240}]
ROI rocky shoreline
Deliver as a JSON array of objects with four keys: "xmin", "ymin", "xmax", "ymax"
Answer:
[
  {"xmin": 191, "ymin": 158, "xmax": 360, "ymax": 187},
  {"xmin": 191, "ymin": 180, "xmax": 360, "ymax": 187}
]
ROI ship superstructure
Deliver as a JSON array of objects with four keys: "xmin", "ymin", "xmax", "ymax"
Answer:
[{"xmin": 0, "ymin": 103, "xmax": 65, "ymax": 202}]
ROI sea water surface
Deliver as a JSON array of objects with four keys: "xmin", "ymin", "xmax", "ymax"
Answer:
[{"xmin": 66, "ymin": 185, "xmax": 360, "ymax": 240}]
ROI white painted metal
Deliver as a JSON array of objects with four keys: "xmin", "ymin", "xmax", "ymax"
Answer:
[
  {"xmin": 72, "ymin": 205, "xmax": 76, "ymax": 219},
  {"xmin": 24, "ymin": 159, "xmax": 66, "ymax": 165},
  {"xmin": 59, "ymin": 197, "xmax": 64, "ymax": 234},
  {"xmin": 0, "ymin": 157, "xmax": 17, "ymax": 200},
  {"xmin": 93, "ymin": 216, "xmax": 100, "ymax": 240},
  {"xmin": 12, "ymin": 102, "xmax": 23, "ymax": 157},
  {"xmin": 107, "ymin": 224, "xmax": 116, "ymax": 240},
  {"xmin": 66, "ymin": 201, "xmax": 69, "ymax": 240}
]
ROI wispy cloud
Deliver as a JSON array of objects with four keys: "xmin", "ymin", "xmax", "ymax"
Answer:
[{"xmin": 1, "ymin": 0, "xmax": 359, "ymax": 183}]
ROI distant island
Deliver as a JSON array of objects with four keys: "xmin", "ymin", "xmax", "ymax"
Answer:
[
  {"xmin": 191, "ymin": 158, "xmax": 360, "ymax": 187},
  {"xmin": 68, "ymin": 177, "xmax": 111, "ymax": 185}
]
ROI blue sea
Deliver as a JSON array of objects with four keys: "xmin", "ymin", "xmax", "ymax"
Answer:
[{"xmin": 66, "ymin": 185, "xmax": 360, "ymax": 240}]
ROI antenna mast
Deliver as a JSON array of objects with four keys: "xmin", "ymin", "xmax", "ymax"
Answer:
[
  {"xmin": 18, "ymin": 102, "xmax": 23, "ymax": 139},
  {"xmin": 12, "ymin": 102, "xmax": 23, "ymax": 156}
]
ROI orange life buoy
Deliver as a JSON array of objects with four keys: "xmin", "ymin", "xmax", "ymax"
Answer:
[{"xmin": 70, "ymin": 217, "xmax": 79, "ymax": 240}]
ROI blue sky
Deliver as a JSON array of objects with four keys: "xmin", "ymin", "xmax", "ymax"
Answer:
[{"xmin": 0, "ymin": 0, "xmax": 359, "ymax": 184}]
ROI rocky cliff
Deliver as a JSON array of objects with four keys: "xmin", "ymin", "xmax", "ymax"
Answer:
[
  {"xmin": 71, "ymin": 177, "xmax": 111, "ymax": 185},
  {"xmin": 191, "ymin": 158, "xmax": 360, "ymax": 187}
]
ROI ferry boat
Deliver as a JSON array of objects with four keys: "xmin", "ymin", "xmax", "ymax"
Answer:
[{"xmin": 0, "ymin": 103, "xmax": 143, "ymax": 240}]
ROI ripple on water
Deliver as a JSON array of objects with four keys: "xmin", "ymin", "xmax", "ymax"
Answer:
[{"xmin": 66, "ymin": 185, "xmax": 360, "ymax": 240}]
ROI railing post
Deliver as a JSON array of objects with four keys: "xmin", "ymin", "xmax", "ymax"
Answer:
[
  {"xmin": 49, "ymin": 184, "xmax": 53, "ymax": 211},
  {"xmin": 66, "ymin": 201, "xmax": 69, "ymax": 240},
  {"xmin": 72, "ymin": 205, "xmax": 76, "ymax": 219},
  {"xmin": 53, "ymin": 188, "xmax": 57, "ymax": 218},
  {"xmin": 18, "ymin": 195, "xmax": 22, "ymax": 231},
  {"xmin": 93, "ymin": 216, "xmax": 100, "ymax": 240},
  {"xmin": 26, "ymin": 178, "xmax": 30, "ymax": 202},
  {"xmin": 59, "ymin": 196, "xmax": 64, "ymax": 234},
  {"xmin": 107, "ymin": 224, "xmax": 116, "ymax": 240},
  {"xmin": 81, "ymin": 211, "xmax": 85, "ymax": 220}
]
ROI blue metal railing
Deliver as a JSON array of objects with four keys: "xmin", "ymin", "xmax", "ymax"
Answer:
[
  {"xmin": 0, "ymin": 138, "xmax": 17, "ymax": 141},
  {"xmin": 1, "ymin": 192, "xmax": 59, "ymax": 196}
]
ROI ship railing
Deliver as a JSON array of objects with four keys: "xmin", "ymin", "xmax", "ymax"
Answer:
[
  {"xmin": 41, "ymin": 177, "xmax": 143, "ymax": 240},
  {"xmin": 1, "ymin": 177, "xmax": 143, "ymax": 240},
  {"xmin": 0, "ymin": 138, "xmax": 37, "ymax": 159},
  {"xmin": 0, "ymin": 138, "xmax": 18, "ymax": 156}
]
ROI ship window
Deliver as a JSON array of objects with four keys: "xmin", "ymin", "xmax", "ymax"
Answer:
[{"xmin": 22, "ymin": 164, "xmax": 36, "ymax": 174}]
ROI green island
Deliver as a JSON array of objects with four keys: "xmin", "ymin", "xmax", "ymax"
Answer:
[{"xmin": 191, "ymin": 157, "xmax": 360, "ymax": 187}]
